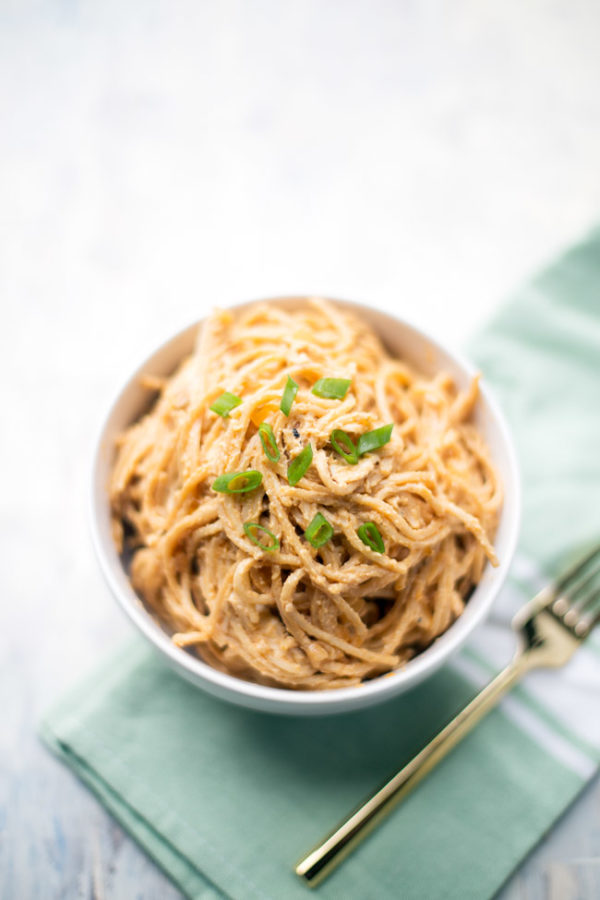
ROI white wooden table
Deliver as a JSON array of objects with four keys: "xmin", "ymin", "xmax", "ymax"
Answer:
[{"xmin": 2, "ymin": 2, "xmax": 599, "ymax": 896}]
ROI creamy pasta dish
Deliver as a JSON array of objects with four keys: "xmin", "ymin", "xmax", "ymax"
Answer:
[{"xmin": 110, "ymin": 300, "xmax": 500, "ymax": 689}]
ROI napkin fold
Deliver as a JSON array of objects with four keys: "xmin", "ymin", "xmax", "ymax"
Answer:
[{"xmin": 42, "ymin": 228, "xmax": 600, "ymax": 900}]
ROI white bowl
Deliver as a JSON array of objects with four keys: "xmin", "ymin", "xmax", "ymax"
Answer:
[{"xmin": 91, "ymin": 297, "xmax": 520, "ymax": 715}]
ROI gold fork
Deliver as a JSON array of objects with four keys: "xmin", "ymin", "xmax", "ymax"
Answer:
[{"xmin": 296, "ymin": 543, "xmax": 600, "ymax": 887}]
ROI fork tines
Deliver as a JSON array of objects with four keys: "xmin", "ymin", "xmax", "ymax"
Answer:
[{"xmin": 551, "ymin": 542, "xmax": 600, "ymax": 638}]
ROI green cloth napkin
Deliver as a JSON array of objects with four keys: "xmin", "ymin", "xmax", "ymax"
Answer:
[{"xmin": 42, "ymin": 228, "xmax": 600, "ymax": 900}]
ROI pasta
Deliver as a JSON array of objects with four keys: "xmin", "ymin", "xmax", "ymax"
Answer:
[{"xmin": 110, "ymin": 299, "xmax": 501, "ymax": 690}]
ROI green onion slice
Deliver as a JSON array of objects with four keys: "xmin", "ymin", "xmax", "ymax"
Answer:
[
  {"xmin": 287, "ymin": 443, "xmax": 313, "ymax": 486},
  {"xmin": 311, "ymin": 377, "xmax": 351, "ymax": 400},
  {"xmin": 357, "ymin": 521, "xmax": 385, "ymax": 554},
  {"xmin": 212, "ymin": 470, "xmax": 263, "ymax": 494},
  {"xmin": 243, "ymin": 522, "xmax": 280, "ymax": 552},
  {"xmin": 258, "ymin": 422, "xmax": 280, "ymax": 463},
  {"xmin": 330, "ymin": 429, "xmax": 358, "ymax": 465},
  {"xmin": 209, "ymin": 391, "xmax": 242, "ymax": 417},
  {"xmin": 357, "ymin": 424, "xmax": 394, "ymax": 456},
  {"xmin": 304, "ymin": 512, "xmax": 334, "ymax": 549},
  {"xmin": 280, "ymin": 376, "xmax": 299, "ymax": 416}
]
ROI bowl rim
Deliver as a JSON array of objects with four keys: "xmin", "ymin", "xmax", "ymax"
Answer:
[{"xmin": 90, "ymin": 296, "xmax": 521, "ymax": 713}]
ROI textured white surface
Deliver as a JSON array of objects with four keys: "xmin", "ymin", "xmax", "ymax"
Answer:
[{"xmin": 2, "ymin": 1, "xmax": 600, "ymax": 897}]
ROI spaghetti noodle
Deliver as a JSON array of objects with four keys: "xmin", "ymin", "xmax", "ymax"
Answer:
[{"xmin": 110, "ymin": 300, "xmax": 501, "ymax": 689}]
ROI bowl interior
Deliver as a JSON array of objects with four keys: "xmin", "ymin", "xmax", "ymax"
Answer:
[{"xmin": 91, "ymin": 297, "xmax": 520, "ymax": 714}]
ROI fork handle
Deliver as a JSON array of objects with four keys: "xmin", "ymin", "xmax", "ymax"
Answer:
[{"xmin": 296, "ymin": 654, "xmax": 529, "ymax": 886}]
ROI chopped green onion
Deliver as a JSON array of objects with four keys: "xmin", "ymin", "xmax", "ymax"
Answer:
[
  {"xmin": 357, "ymin": 521, "xmax": 385, "ymax": 554},
  {"xmin": 357, "ymin": 424, "xmax": 394, "ymax": 456},
  {"xmin": 311, "ymin": 377, "xmax": 351, "ymax": 400},
  {"xmin": 287, "ymin": 443, "xmax": 313, "ymax": 486},
  {"xmin": 243, "ymin": 522, "xmax": 280, "ymax": 552},
  {"xmin": 258, "ymin": 422, "xmax": 280, "ymax": 463},
  {"xmin": 210, "ymin": 391, "xmax": 242, "ymax": 417},
  {"xmin": 330, "ymin": 429, "xmax": 358, "ymax": 465},
  {"xmin": 280, "ymin": 376, "xmax": 299, "ymax": 416},
  {"xmin": 304, "ymin": 512, "xmax": 334, "ymax": 549},
  {"xmin": 212, "ymin": 470, "xmax": 263, "ymax": 494}
]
